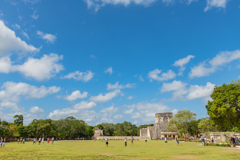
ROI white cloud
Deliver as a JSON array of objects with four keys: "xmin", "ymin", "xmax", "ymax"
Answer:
[
  {"xmin": 21, "ymin": 31, "xmax": 29, "ymax": 39},
  {"xmin": 114, "ymin": 114, "xmax": 123, "ymax": 119},
  {"xmin": 12, "ymin": 24, "xmax": 20, "ymax": 29},
  {"xmin": 31, "ymin": 10, "xmax": 39, "ymax": 20},
  {"xmin": 107, "ymin": 82, "xmax": 135, "ymax": 90},
  {"xmin": 29, "ymin": 106, "xmax": 44, "ymax": 113},
  {"xmin": 189, "ymin": 50, "xmax": 240, "ymax": 78},
  {"xmin": 0, "ymin": 10, "xmax": 3, "ymax": 17},
  {"xmin": 100, "ymin": 106, "xmax": 119, "ymax": 113},
  {"xmin": 124, "ymin": 108, "xmax": 134, "ymax": 114},
  {"xmin": 48, "ymin": 108, "xmax": 98, "ymax": 124},
  {"xmin": 22, "ymin": 0, "xmax": 40, "ymax": 3},
  {"xmin": 11, "ymin": 54, "xmax": 64, "ymax": 81},
  {"xmin": 0, "ymin": 102, "xmax": 18, "ymax": 111},
  {"xmin": 91, "ymin": 55, "xmax": 97, "ymax": 59},
  {"xmin": 73, "ymin": 101, "xmax": 96, "ymax": 110},
  {"xmin": 63, "ymin": 70, "xmax": 94, "ymax": 82},
  {"xmin": 85, "ymin": 0, "xmax": 156, "ymax": 11},
  {"xmin": 139, "ymin": 75, "xmax": 145, "ymax": 82},
  {"xmin": 104, "ymin": 67, "xmax": 113, "ymax": 75},
  {"xmin": 148, "ymin": 69, "xmax": 176, "ymax": 81},
  {"xmin": 186, "ymin": 82, "xmax": 215, "ymax": 100},
  {"xmin": 37, "ymin": 31, "xmax": 56, "ymax": 43},
  {"xmin": 173, "ymin": 55, "xmax": 195, "ymax": 75},
  {"xmin": 161, "ymin": 80, "xmax": 187, "ymax": 93},
  {"xmin": 0, "ymin": 57, "xmax": 12, "ymax": 73},
  {"xmin": 205, "ymin": 0, "xmax": 228, "ymax": 11},
  {"xmin": 127, "ymin": 96, "xmax": 133, "ymax": 100},
  {"xmin": 64, "ymin": 90, "xmax": 88, "ymax": 101},
  {"xmin": 89, "ymin": 90, "xmax": 121, "ymax": 102},
  {"xmin": 0, "ymin": 81, "xmax": 60, "ymax": 102},
  {"xmin": 0, "ymin": 20, "xmax": 39, "ymax": 56}
]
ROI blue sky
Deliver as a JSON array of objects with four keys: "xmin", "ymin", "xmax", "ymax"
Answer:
[{"xmin": 0, "ymin": 0, "xmax": 239, "ymax": 125}]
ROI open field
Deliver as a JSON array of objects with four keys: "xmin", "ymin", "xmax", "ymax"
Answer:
[{"xmin": 0, "ymin": 140, "xmax": 239, "ymax": 160}]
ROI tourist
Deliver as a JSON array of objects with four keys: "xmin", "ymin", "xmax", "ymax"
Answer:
[
  {"xmin": 211, "ymin": 137, "xmax": 214, "ymax": 143},
  {"xmin": 145, "ymin": 137, "xmax": 147, "ymax": 142},
  {"xmin": 39, "ymin": 137, "xmax": 41, "ymax": 145},
  {"xmin": 23, "ymin": 138, "xmax": 25, "ymax": 144},
  {"xmin": 131, "ymin": 136, "xmax": 134, "ymax": 146},
  {"xmin": 202, "ymin": 138, "xmax": 205, "ymax": 146},
  {"xmin": 125, "ymin": 137, "xmax": 127, "ymax": 147},
  {"xmin": 33, "ymin": 138, "xmax": 36, "ymax": 145},
  {"xmin": 42, "ymin": 137, "xmax": 44, "ymax": 145},
  {"xmin": 106, "ymin": 137, "xmax": 108, "ymax": 147},
  {"xmin": 0, "ymin": 137, "xmax": 2, "ymax": 148},
  {"xmin": 176, "ymin": 138, "xmax": 179, "ymax": 146},
  {"xmin": 52, "ymin": 137, "xmax": 54, "ymax": 145},
  {"xmin": 165, "ymin": 137, "xmax": 167, "ymax": 145},
  {"xmin": 47, "ymin": 138, "xmax": 49, "ymax": 144},
  {"xmin": 3, "ymin": 138, "xmax": 5, "ymax": 147}
]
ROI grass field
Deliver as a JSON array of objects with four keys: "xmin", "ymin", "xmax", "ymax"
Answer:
[{"xmin": 0, "ymin": 140, "xmax": 239, "ymax": 159}]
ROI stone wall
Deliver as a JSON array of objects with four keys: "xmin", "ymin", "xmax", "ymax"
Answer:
[
  {"xmin": 95, "ymin": 136, "xmax": 140, "ymax": 140},
  {"xmin": 140, "ymin": 128, "xmax": 148, "ymax": 138}
]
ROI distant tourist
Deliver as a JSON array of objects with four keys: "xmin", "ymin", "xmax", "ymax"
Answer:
[
  {"xmin": 202, "ymin": 138, "xmax": 205, "ymax": 146},
  {"xmin": 42, "ymin": 138, "xmax": 44, "ymax": 145},
  {"xmin": 3, "ymin": 138, "xmax": 5, "ymax": 147},
  {"xmin": 125, "ymin": 137, "xmax": 127, "ymax": 147},
  {"xmin": 23, "ymin": 138, "xmax": 25, "ymax": 144},
  {"xmin": 39, "ymin": 138, "xmax": 41, "ymax": 145},
  {"xmin": 52, "ymin": 137, "xmax": 54, "ymax": 145},
  {"xmin": 211, "ymin": 138, "xmax": 214, "ymax": 143},
  {"xmin": 106, "ymin": 137, "xmax": 108, "ymax": 147},
  {"xmin": 131, "ymin": 136, "xmax": 134, "ymax": 146},
  {"xmin": 47, "ymin": 138, "xmax": 49, "ymax": 144},
  {"xmin": 165, "ymin": 137, "xmax": 167, "ymax": 145},
  {"xmin": 145, "ymin": 138, "xmax": 147, "ymax": 142},
  {"xmin": 33, "ymin": 138, "xmax": 36, "ymax": 145},
  {"xmin": 176, "ymin": 138, "xmax": 179, "ymax": 146}
]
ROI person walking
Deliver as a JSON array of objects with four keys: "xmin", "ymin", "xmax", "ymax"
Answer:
[
  {"xmin": 145, "ymin": 137, "xmax": 147, "ymax": 142},
  {"xmin": 176, "ymin": 138, "xmax": 179, "ymax": 146},
  {"xmin": 3, "ymin": 138, "xmax": 5, "ymax": 147},
  {"xmin": 33, "ymin": 138, "xmax": 36, "ymax": 145},
  {"xmin": 52, "ymin": 137, "xmax": 54, "ymax": 145},
  {"xmin": 106, "ymin": 137, "xmax": 108, "ymax": 147},
  {"xmin": 23, "ymin": 138, "xmax": 25, "ymax": 144},
  {"xmin": 125, "ymin": 137, "xmax": 127, "ymax": 147},
  {"xmin": 42, "ymin": 138, "xmax": 44, "ymax": 145},
  {"xmin": 38, "ymin": 138, "xmax": 41, "ymax": 145},
  {"xmin": 47, "ymin": 138, "xmax": 49, "ymax": 144},
  {"xmin": 202, "ymin": 138, "xmax": 205, "ymax": 146},
  {"xmin": 131, "ymin": 136, "xmax": 134, "ymax": 146},
  {"xmin": 165, "ymin": 137, "xmax": 167, "ymax": 145}
]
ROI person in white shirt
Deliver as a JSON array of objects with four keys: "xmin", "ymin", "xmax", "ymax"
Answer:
[
  {"xmin": 38, "ymin": 138, "xmax": 41, "ymax": 145},
  {"xmin": 125, "ymin": 137, "xmax": 127, "ymax": 147},
  {"xmin": 145, "ymin": 138, "xmax": 147, "ymax": 142},
  {"xmin": 42, "ymin": 138, "xmax": 44, "ymax": 145},
  {"xmin": 106, "ymin": 137, "xmax": 108, "ymax": 147},
  {"xmin": 165, "ymin": 137, "xmax": 167, "ymax": 145}
]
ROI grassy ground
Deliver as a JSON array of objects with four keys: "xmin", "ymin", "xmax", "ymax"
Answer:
[{"xmin": 0, "ymin": 140, "xmax": 239, "ymax": 160}]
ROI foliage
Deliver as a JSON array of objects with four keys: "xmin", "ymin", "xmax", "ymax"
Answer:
[
  {"xmin": 167, "ymin": 110, "xmax": 196, "ymax": 137},
  {"xmin": 13, "ymin": 115, "xmax": 23, "ymax": 126},
  {"xmin": 198, "ymin": 118, "xmax": 218, "ymax": 133},
  {"xmin": 206, "ymin": 80, "xmax": 240, "ymax": 131}
]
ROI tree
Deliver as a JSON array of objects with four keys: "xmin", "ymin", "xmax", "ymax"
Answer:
[
  {"xmin": 168, "ymin": 110, "xmax": 196, "ymax": 137},
  {"xmin": 17, "ymin": 125, "xmax": 28, "ymax": 138},
  {"xmin": 96, "ymin": 124, "xmax": 104, "ymax": 130},
  {"xmin": 14, "ymin": 115, "xmax": 23, "ymax": 126},
  {"xmin": 85, "ymin": 126, "xmax": 94, "ymax": 139},
  {"xmin": 206, "ymin": 81, "xmax": 240, "ymax": 131}
]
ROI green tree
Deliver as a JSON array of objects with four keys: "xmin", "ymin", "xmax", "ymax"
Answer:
[
  {"xmin": 17, "ymin": 125, "xmax": 28, "ymax": 138},
  {"xmin": 206, "ymin": 81, "xmax": 240, "ymax": 131},
  {"xmin": 96, "ymin": 124, "xmax": 104, "ymax": 130},
  {"xmin": 168, "ymin": 110, "xmax": 196, "ymax": 137},
  {"xmin": 85, "ymin": 126, "xmax": 94, "ymax": 139},
  {"xmin": 13, "ymin": 115, "xmax": 23, "ymax": 126}
]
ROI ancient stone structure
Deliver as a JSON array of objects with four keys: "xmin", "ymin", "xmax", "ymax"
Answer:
[
  {"xmin": 93, "ymin": 127, "xmax": 103, "ymax": 138},
  {"xmin": 140, "ymin": 112, "xmax": 178, "ymax": 139},
  {"xmin": 201, "ymin": 132, "xmax": 240, "ymax": 141}
]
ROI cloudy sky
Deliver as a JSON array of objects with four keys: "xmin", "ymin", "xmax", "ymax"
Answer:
[{"xmin": 0, "ymin": 0, "xmax": 239, "ymax": 125}]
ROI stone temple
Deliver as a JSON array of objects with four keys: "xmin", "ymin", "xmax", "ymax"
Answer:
[{"xmin": 140, "ymin": 112, "xmax": 178, "ymax": 139}]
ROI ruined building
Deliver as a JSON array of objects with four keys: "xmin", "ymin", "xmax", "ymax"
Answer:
[{"xmin": 140, "ymin": 112, "xmax": 178, "ymax": 139}]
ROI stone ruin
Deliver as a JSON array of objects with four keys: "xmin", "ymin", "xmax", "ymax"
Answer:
[{"xmin": 140, "ymin": 112, "xmax": 178, "ymax": 139}]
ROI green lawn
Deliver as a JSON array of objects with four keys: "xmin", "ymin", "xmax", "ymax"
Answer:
[{"xmin": 0, "ymin": 140, "xmax": 239, "ymax": 159}]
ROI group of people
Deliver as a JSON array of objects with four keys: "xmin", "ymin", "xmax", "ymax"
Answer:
[
  {"xmin": 104, "ymin": 136, "xmax": 180, "ymax": 147},
  {"xmin": 33, "ymin": 137, "xmax": 55, "ymax": 145}
]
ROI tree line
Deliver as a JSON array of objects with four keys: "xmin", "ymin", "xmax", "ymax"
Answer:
[{"xmin": 0, "ymin": 79, "xmax": 239, "ymax": 139}]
